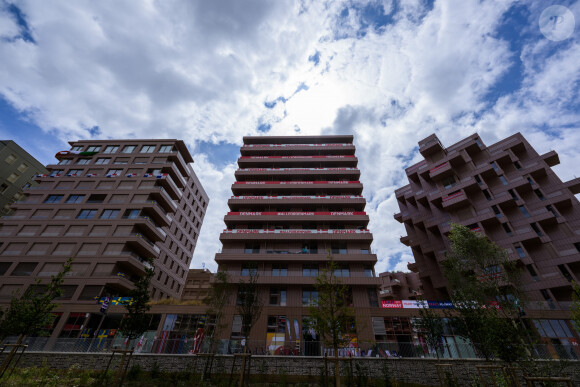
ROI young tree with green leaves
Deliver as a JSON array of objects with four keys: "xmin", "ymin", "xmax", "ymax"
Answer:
[
  {"xmin": 307, "ymin": 253, "xmax": 354, "ymax": 387},
  {"xmin": 0, "ymin": 257, "xmax": 73, "ymax": 378},
  {"xmin": 414, "ymin": 301, "xmax": 444, "ymax": 359},
  {"xmin": 442, "ymin": 223, "xmax": 530, "ymax": 363},
  {"xmin": 236, "ymin": 263, "xmax": 263, "ymax": 354},
  {"xmin": 203, "ymin": 270, "xmax": 231, "ymax": 353}
]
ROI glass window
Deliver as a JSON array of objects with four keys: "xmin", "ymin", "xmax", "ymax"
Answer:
[
  {"xmin": 44, "ymin": 195, "xmax": 64, "ymax": 203},
  {"xmin": 441, "ymin": 176, "xmax": 457, "ymax": 189},
  {"xmin": 77, "ymin": 209, "xmax": 97, "ymax": 219},
  {"xmin": 121, "ymin": 145, "xmax": 136, "ymax": 154},
  {"xmin": 530, "ymin": 223, "xmax": 543, "ymax": 237},
  {"xmin": 527, "ymin": 177, "xmax": 534, "ymax": 186},
  {"xmin": 519, "ymin": 206, "xmax": 530, "ymax": 218},
  {"xmin": 113, "ymin": 158, "xmax": 129, "ymax": 164},
  {"xmin": 474, "ymin": 175, "xmax": 482, "ymax": 185},
  {"xmin": 547, "ymin": 205, "xmax": 558, "ymax": 217},
  {"xmin": 514, "ymin": 246, "xmax": 526, "ymax": 258},
  {"xmin": 159, "ymin": 145, "xmax": 173, "ymax": 153},
  {"xmin": 490, "ymin": 161, "xmax": 499, "ymax": 171},
  {"xmin": 499, "ymin": 175, "xmax": 508, "ymax": 185},
  {"xmin": 492, "ymin": 205, "xmax": 502, "ymax": 218},
  {"xmin": 76, "ymin": 158, "xmax": 91, "ymax": 165},
  {"xmin": 334, "ymin": 265, "xmax": 350, "ymax": 277},
  {"xmin": 106, "ymin": 169, "xmax": 123, "ymax": 176},
  {"xmin": 140, "ymin": 145, "xmax": 156, "ymax": 153},
  {"xmin": 100, "ymin": 209, "xmax": 120, "ymax": 220},
  {"xmin": 7, "ymin": 173, "xmax": 19, "ymax": 183},
  {"xmin": 508, "ymin": 189, "xmax": 518, "ymax": 200},
  {"xmin": 95, "ymin": 158, "xmax": 110, "ymax": 165},
  {"xmin": 272, "ymin": 264, "xmax": 288, "ymax": 276},
  {"xmin": 66, "ymin": 195, "xmax": 85, "ymax": 204},
  {"xmin": 244, "ymin": 242, "xmax": 260, "ymax": 254},
  {"xmin": 103, "ymin": 145, "xmax": 119, "ymax": 154},
  {"xmin": 482, "ymin": 189, "xmax": 492, "ymax": 200},
  {"xmin": 331, "ymin": 242, "xmax": 347, "ymax": 254},
  {"xmin": 303, "ymin": 264, "xmax": 318, "ymax": 277},
  {"xmin": 367, "ymin": 288, "xmax": 379, "ymax": 307},
  {"xmin": 4, "ymin": 154, "xmax": 17, "ymax": 164},
  {"xmin": 534, "ymin": 189, "xmax": 546, "ymax": 201},
  {"xmin": 49, "ymin": 169, "xmax": 64, "ymax": 177},
  {"xmin": 364, "ymin": 266, "xmax": 374, "ymax": 277},
  {"xmin": 502, "ymin": 223, "xmax": 513, "ymax": 236},
  {"xmin": 526, "ymin": 265, "xmax": 539, "ymax": 281},
  {"xmin": 361, "ymin": 248, "xmax": 370, "ymax": 254},
  {"xmin": 67, "ymin": 169, "xmax": 83, "ymax": 176},
  {"xmin": 58, "ymin": 159, "xmax": 71, "ymax": 165},
  {"xmin": 302, "ymin": 289, "xmax": 319, "ymax": 306},
  {"xmin": 514, "ymin": 161, "xmax": 522, "ymax": 170},
  {"xmin": 269, "ymin": 287, "xmax": 287, "ymax": 306},
  {"xmin": 86, "ymin": 146, "xmax": 101, "ymax": 152},
  {"xmin": 17, "ymin": 163, "xmax": 28, "ymax": 173},
  {"xmin": 241, "ymin": 263, "xmax": 257, "ymax": 276},
  {"xmin": 71, "ymin": 146, "xmax": 83, "ymax": 152},
  {"xmin": 123, "ymin": 209, "xmax": 140, "ymax": 219}
]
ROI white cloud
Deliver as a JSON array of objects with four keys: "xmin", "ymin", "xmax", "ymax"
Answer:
[{"xmin": 0, "ymin": 0, "xmax": 579, "ymax": 274}]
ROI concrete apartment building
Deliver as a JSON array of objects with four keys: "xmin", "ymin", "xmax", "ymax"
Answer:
[
  {"xmin": 378, "ymin": 271, "xmax": 422, "ymax": 301},
  {"xmin": 0, "ymin": 140, "xmax": 48, "ymax": 215},
  {"xmin": 394, "ymin": 133, "xmax": 580, "ymax": 311},
  {"xmin": 214, "ymin": 135, "xmax": 382, "ymax": 351},
  {"xmin": 181, "ymin": 268, "xmax": 213, "ymax": 303},
  {"xmin": 0, "ymin": 139, "xmax": 208, "ymax": 339}
]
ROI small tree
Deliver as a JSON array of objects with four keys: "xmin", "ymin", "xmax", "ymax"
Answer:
[
  {"xmin": 414, "ymin": 301, "xmax": 444, "ymax": 359},
  {"xmin": 236, "ymin": 263, "xmax": 263, "ymax": 353},
  {"xmin": 0, "ymin": 257, "xmax": 73, "ymax": 377},
  {"xmin": 118, "ymin": 262, "xmax": 155, "ymax": 349},
  {"xmin": 203, "ymin": 270, "xmax": 231, "ymax": 353},
  {"xmin": 307, "ymin": 253, "xmax": 353, "ymax": 387},
  {"xmin": 442, "ymin": 223, "xmax": 529, "ymax": 363},
  {"xmin": 572, "ymin": 281, "xmax": 580, "ymax": 333}
]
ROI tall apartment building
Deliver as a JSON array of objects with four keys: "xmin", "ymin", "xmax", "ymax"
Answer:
[
  {"xmin": 378, "ymin": 271, "xmax": 422, "ymax": 301},
  {"xmin": 394, "ymin": 133, "xmax": 580, "ymax": 310},
  {"xmin": 0, "ymin": 139, "xmax": 208, "ymax": 310},
  {"xmin": 0, "ymin": 140, "xmax": 48, "ymax": 215},
  {"xmin": 181, "ymin": 268, "xmax": 213, "ymax": 302},
  {"xmin": 215, "ymin": 135, "xmax": 381, "ymax": 350}
]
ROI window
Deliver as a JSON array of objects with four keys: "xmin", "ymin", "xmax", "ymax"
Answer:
[
  {"xmin": 244, "ymin": 242, "xmax": 260, "ymax": 254},
  {"xmin": 76, "ymin": 158, "xmax": 91, "ymax": 165},
  {"xmin": 58, "ymin": 159, "xmax": 72, "ymax": 165},
  {"xmin": 490, "ymin": 161, "xmax": 499, "ymax": 171},
  {"xmin": 71, "ymin": 146, "xmax": 83, "ymax": 152},
  {"xmin": 474, "ymin": 138, "xmax": 483, "ymax": 148},
  {"xmin": 499, "ymin": 175, "xmax": 508, "ymax": 185},
  {"xmin": 113, "ymin": 158, "xmax": 129, "ymax": 164},
  {"xmin": 67, "ymin": 169, "xmax": 83, "ymax": 176},
  {"xmin": 140, "ymin": 145, "xmax": 156, "ymax": 153},
  {"xmin": 514, "ymin": 245, "xmax": 526, "ymax": 258},
  {"xmin": 534, "ymin": 189, "xmax": 546, "ymax": 201},
  {"xmin": 334, "ymin": 265, "xmax": 350, "ymax": 277},
  {"xmin": 269, "ymin": 287, "xmax": 287, "ymax": 306},
  {"xmin": 4, "ymin": 154, "xmax": 17, "ymax": 164},
  {"xmin": 303, "ymin": 264, "xmax": 318, "ymax": 277},
  {"xmin": 526, "ymin": 265, "xmax": 539, "ymax": 281},
  {"xmin": 531, "ymin": 223, "xmax": 543, "ymax": 237},
  {"xmin": 77, "ymin": 209, "xmax": 97, "ymax": 219},
  {"xmin": 95, "ymin": 158, "xmax": 110, "ymax": 165},
  {"xmin": 331, "ymin": 242, "xmax": 347, "ymax": 254},
  {"xmin": 7, "ymin": 173, "xmax": 19, "ymax": 183},
  {"xmin": 100, "ymin": 209, "xmax": 120, "ymax": 219},
  {"xmin": 11, "ymin": 262, "xmax": 37, "ymax": 276},
  {"xmin": 106, "ymin": 169, "xmax": 123, "ymax": 176},
  {"xmin": 0, "ymin": 183, "xmax": 7, "ymax": 193},
  {"xmin": 49, "ymin": 169, "xmax": 63, "ymax": 177},
  {"xmin": 121, "ymin": 145, "xmax": 136, "ymax": 153},
  {"xmin": 482, "ymin": 189, "xmax": 492, "ymax": 201},
  {"xmin": 519, "ymin": 205, "xmax": 530, "ymax": 218},
  {"xmin": 502, "ymin": 223, "xmax": 513, "ymax": 236},
  {"xmin": 527, "ymin": 177, "xmax": 534, "ymax": 186},
  {"xmin": 86, "ymin": 146, "xmax": 101, "ymax": 152},
  {"xmin": 367, "ymin": 288, "xmax": 379, "ymax": 307},
  {"xmin": 508, "ymin": 189, "xmax": 518, "ymax": 201},
  {"xmin": 44, "ymin": 195, "xmax": 63, "ymax": 204},
  {"xmin": 474, "ymin": 175, "xmax": 482, "ymax": 185},
  {"xmin": 302, "ymin": 289, "xmax": 319, "ymax": 306},
  {"xmin": 514, "ymin": 161, "xmax": 522, "ymax": 170},
  {"xmin": 492, "ymin": 205, "xmax": 502, "ymax": 218},
  {"xmin": 87, "ymin": 194, "xmax": 106, "ymax": 203},
  {"xmin": 546, "ymin": 205, "xmax": 558, "ymax": 217},
  {"xmin": 441, "ymin": 176, "xmax": 457, "ymax": 189},
  {"xmin": 272, "ymin": 264, "xmax": 288, "ymax": 276},
  {"xmin": 540, "ymin": 289, "xmax": 556, "ymax": 310},
  {"xmin": 103, "ymin": 145, "xmax": 119, "ymax": 154},
  {"xmin": 159, "ymin": 145, "xmax": 173, "ymax": 153},
  {"xmin": 241, "ymin": 263, "xmax": 257, "ymax": 276},
  {"xmin": 17, "ymin": 163, "xmax": 28, "ymax": 173},
  {"xmin": 364, "ymin": 266, "xmax": 374, "ymax": 277},
  {"xmin": 361, "ymin": 248, "xmax": 370, "ymax": 254},
  {"xmin": 66, "ymin": 195, "xmax": 85, "ymax": 204}
]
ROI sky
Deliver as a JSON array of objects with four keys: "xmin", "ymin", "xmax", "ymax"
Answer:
[{"xmin": 1, "ymin": 0, "xmax": 579, "ymax": 274}]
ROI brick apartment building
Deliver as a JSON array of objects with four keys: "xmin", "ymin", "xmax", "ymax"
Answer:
[
  {"xmin": 394, "ymin": 133, "xmax": 580, "ymax": 311},
  {"xmin": 181, "ymin": 268, "xmax": 213, "ymax": 303},
  {"xmin": 0, "ymin": 140, "xmax": 48, "ymax": 215},
  {"xmin": 0, "ymin": 139, "xmax": 208, "ymax": 341},
  {"xmin": 378, "ymin": 271, "xmax": 422, "ymax": 301},
  {"xmin": 214, "ymin": 135, "xmax": 382, "ymax": 352}
]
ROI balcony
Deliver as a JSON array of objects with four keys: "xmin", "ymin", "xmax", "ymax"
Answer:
[
  {"xmin": 148, "ymin": 186, "xmax": 177, "ymax": 212},
  {"xmin": 565, "ymin": 177, "xmax": 580, "ymax": 194},
  {"xmin": 216, "ymin": 251, "xmax": 377, "ymax": 264},
  {"xmin": 407, "ymin": 262, "xmax": 419, "ymax": 272},
  {"xmin": 124, "ymin": 233, "xmax": 160, "ymax": 258},
  {"xmin": 224, "ymin": 211, "xmax": 369, "ymax": 224},
  {"xmin": 120, "ymin": 215, "xmax": 166, "ymax": 242},
  {"xmin": 156, "ymin": 174, "xmax": 182, "ymax": 199},
  {"xmin": 441, "ymin": 190, "xmax": 469, "ymax": 209},
  {"xmin": 541, "ymin": 150, "xmax": 560, "ymax": 167},
  {"xmin": 231, "ymin": 180, "xmax": 364, "ymax": 195},
  {"xmin": 428, "ymin": 162, "xmax": 452, "ymax": 180},
  {"xmin": 394, "ymin": 212, "xmax": 403, "ymax": 223},
  {"xmin": 138, "ymin": 201, "xmax": 172, "ymax": 227},
  {"xmin": 219, "ymin": 228, "xmax": 373, "ymax": 241},
  {"xmin": 225, "ymin": 273, "xmax": 381, "ymax": 286},
  {"xmin": 162, "ymin": 163, "xmax": 187, "ymax": 188},
  {"xmin": 237, "ymin": 155, "xmax": 358, "ymax": 168},
  {"xmin": 400, "ymin": 235, "xmax": 411, "ymax": 246},
  {"xmin": 419, "ymin": 135, "xmax": 443, "ymax": 156},
  {"xmin": 167, "ymin": 151, "xmax": 190, "ymax": 176}
]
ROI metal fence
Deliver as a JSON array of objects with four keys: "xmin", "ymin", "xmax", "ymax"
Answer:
[{"xmin": 3, "ymin": 337, "xmax": 579, "ymax": 361}]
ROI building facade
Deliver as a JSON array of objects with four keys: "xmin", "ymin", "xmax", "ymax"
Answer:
[
  {"xmin": 0, "ymin": 140, "xmax": 48, "ymax": 215},
  {"xmin": 181, "ymin": 268, "xmax": 213, "ymax": 303},
  {"xmin": 213, "ymin": 135, "xmax": 382, "ymax": 353},
  {"xmin": 378, "ymin": 271, "xmax": 422, "ymax": 301},
  {"xmin": 394, "ymin": 133, "xmax": 580, "ymax": 310},
  {"xmin": 0, "ymin": 139, "xmax": 208, "ymax": 340}
]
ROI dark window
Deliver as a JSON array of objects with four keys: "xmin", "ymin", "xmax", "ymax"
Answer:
[
  {"xmin": 502, "ymin": 223, "xmax": 513, "ymax": 236},
  {"xmin": 367, "ymin": 288, "xmax": 379, "ymax": 307},
  {"xmin": 269, "ymin": 287, "xmax": 287, "ymax": 306},
  {"xmin": 474, "ymin": 175, "xmax": 482, "ymax": 185},
  {"xmin": 490, "ymin": 161, "xmax": 499, "ymax": 171},
  {"xmin": 100, "ymin": 209, "xmax": 120, "ymax": 220},
  {"xmin": 364, "ymin": 266, "xmax": 374, "ymax": 277},
  {"xmin": 540, "ymin": 289, "xmax": 556, "ymax": 310},
  {"xmin": 11, "ymin": 262, "xmax": 37, "ymax": 276},
  {"xmin": 547, "ymin": 205, "xmax": 558, "ymax": 217},
  {"xmin": 499, "ymin": 175, "xmax": 508, "ymax": 185},
  {"xmin": 361, "ymin": 248, "xmax": 370, "ymax": 254},
  {"xmin": 272, "ymin": 264, "xmax": 288, "ymax": 276},
  {"xmin": 123, "ymin": 209, "xmax": 140, "ymax": 219},
  {"xmin": 515, "ymin": 245, "xmax": 526, "ymax": 258},
  {"xmin": 557, "ymin": 265, "xmax": 573, "ymax": 282},
  {"xmin": 87, "ymin": 194, "xmax": 106, "ymax": 203},
  {"xmin": 492, "ymin": 205, "xmax": 502, "ymax": 218},
  {"xmin": 508, "ymin": 189, "xmax": 518, "ymax": 201},
  {"xmin": 482, "ymin": 189, "xmax": 492, "ymax": 201},
  {"xmin": 514, "ymin": 161, "xmax": 522, "ymax": 170},
  {"xmin": 331, "ymin": 242, "xmax": 347, "ymax": 254},
  {"xmin": 44, "ymin": 195, "xmax": 63, "ymax": 203},
  {"xmin": 519, "ymin": 205, "xmax": 530, "ymax": 218},
  {"xmin": 244, "ymin": 242, "xmax": 260, "ymax": 254},
  {"xmin": 303, "ymin": 264, "xmax": 318, "ymax": 277},
  {"xmin": 442, "ymin": 176, "xmax": 457, "ymax": 189},
  {"xmin": 302, "ymin": 289, "xmax": 319, "ymax": 306},
  {"xmin": 534, "ymin": 189, "xmax": 546, "ymax": 201},
  {"xmin": 527, "ymin": 177, "xmax": 534, "ymax": 186},
  {"xmin": 526, "ymin": 265, "xmax": 539, "ymax": 281},
  {"xmin": 241, "ymin": 263, "xmax": 257, "ymax": 276},
  {"xmin": 531, "ymin": 223, "xmax": 543, "ymax": 237}
]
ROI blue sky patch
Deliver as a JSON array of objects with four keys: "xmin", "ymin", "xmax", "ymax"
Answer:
[
  {"xmin": 195, "ymin": 140, "xmax": 240, "ymax": 168},
  {"xmin": 3, "ymin": 3, "xmax": 36, "ymax": 43},
  {"xmin": 308, "ymin": 51, "xmax": 320, "ymax": 65}
]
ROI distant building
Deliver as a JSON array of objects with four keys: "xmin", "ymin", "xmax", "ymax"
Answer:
[
  {"xmin": 394, "ymin": 132, "xmax": 580, "ymax": 310},
  {"xmin": 0, "ymin": 140, "xmax": 47, "ymax": 215},
  {"xmin": 181, "ymin": 268, "xmax": 213, "ymax": 302},
  {"xmin": 378, "ymin": 271, "xmax": 422, "ymax": 300}
]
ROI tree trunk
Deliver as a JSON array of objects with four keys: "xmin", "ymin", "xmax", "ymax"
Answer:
[
  {"xmin": 0, "ymin": 334, "xmax": 25, "ymax": 379},
  {"xmin": 334, "ymin": 351, "xmax": 341, "ymax": 387}
]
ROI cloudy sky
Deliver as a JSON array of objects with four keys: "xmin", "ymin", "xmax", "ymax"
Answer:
[{"xmin": 1, "ymin": 0, "xmax": 579, "ymax": 273}]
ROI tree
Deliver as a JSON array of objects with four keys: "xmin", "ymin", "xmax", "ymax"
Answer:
[
  {"xmin": 414, "ymin": 300, "xmax": 444, "ymax": 359},
  {"xmin": 236, "ymin": 263, "xmax": 263, "ymax": 353},
  {"xmin": 118, "ymin": 261, "xmax": 155, "ymax": 349},
  {"xmin": 571, "ymin": 281, "xmax": 580, "ymax": 334},
  {"xmin": 307, "ymin": 253, "xmax": 354, "ymax": 387},
  {"xmin": 0, "ymin": 257, "xmax": 73, "ymax": 377},
  {"xmin": 203, "ymin": 270, "xmax": 231, "ymax": 353},
  {"xmin": 442, "ymin": 223, "xmax": 530, "ymax": 363}
]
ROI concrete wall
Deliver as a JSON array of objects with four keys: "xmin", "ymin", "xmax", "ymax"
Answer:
[{"xmin": 1, "ymin": 352, "xmax": 578, "ymax": 386}]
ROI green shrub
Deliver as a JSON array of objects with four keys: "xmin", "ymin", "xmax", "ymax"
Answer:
[{"xmin": 127, "ymin": 363, "xmax": 142, "ymax": 381}]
